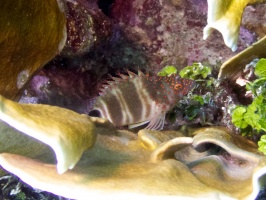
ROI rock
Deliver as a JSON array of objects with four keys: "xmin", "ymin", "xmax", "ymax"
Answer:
[
  {"xmin": 61, "ymin": 0, "xmax": 113, "ymax": 57},
  {"xmin": 109, "ymin": 0, "xmax": 259, "ymax": 73},
  {"xmin": 19, "ymin": 65, "xmax": 99, "ymax": 113}
]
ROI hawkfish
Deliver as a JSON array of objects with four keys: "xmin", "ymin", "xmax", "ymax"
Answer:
[{"xmin": 89, "ymin": 70, "xmax": 195, "ymax": 130}]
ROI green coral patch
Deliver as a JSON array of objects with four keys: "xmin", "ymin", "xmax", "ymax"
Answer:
[
  {"xmin": 258, "ymin": 135, "xmax": 266, "ymax": 153},
  {"xmin": 231, "ymin": 58, "xmax": 266, "ymax": 155},
  {"xmin": 255, "ymin": 58, "xmax": 266, "ymax": 78},
  {"xmin": 232, "ymin": 107, "xmax": 248, "ymax": 129},
  {"xmin": 232, "ymin": 95, "xmax": 266, "ymax": 132},
  {"xmin": 179, "ymin": 63, "xmax": 211, "ymax": 80},
  {"xmin": 246, "ymin": 77, "xmax": 266, "ymax": 96},
  {"xmin": 157, "ymin": 66, "xmax": 177, "ymax": 76}
]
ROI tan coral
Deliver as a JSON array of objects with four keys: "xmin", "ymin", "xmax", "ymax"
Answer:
[
  {"xmin": 0, "ymin": 0, "xmax": 66, "ymax": 100},
  {"xmin": 203, "ymin": 0, "xmax": 266, "ymax": 51},
  {"xmin": 0, "ymin": 117, "xmax": 266, "ymax": 199},
  {"xmin": 0, "ymin": 95, "xmax": 97, "ymax": 174},
  {"xmin": 218, "ymin": 35, "xmax": 266, "ymax": 79}
]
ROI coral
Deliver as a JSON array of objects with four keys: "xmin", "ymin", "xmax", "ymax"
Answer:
[
  {"xmin": 203, "ymin": 0, "xmax": 266, "ymax": 51},
  {"xmin": 0, "ymin": 95, "xmax": 99, "ymax": 174},
  {"xmin": 218, "ymin": 36, "xmax": 266, "ymax": 79},
  {"xmin": 0, "ymin": 119, "xmax": 265, "ymax": 199},
  {"xmin": 0, "ymin": 0, "xmax": 66, "ymax": 100}
]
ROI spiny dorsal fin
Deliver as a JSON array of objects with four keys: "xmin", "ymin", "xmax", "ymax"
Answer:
[
  {"xmin": 127, "ymin": 69, "xmax": 137, "ymax": 78},
  {"xmin": 112, "ymin": 76, "xmax": 122, "ymax": 82},
  {"xmin": 138, "ymin": 69, "xmax": 145, "ymax": 76},
  {"xmin": 108, "ymin": 74, "xmax": 122, "ymax": 82},
  {"xmin": 117, "ymin": 72, "xmax": 128, "ymax": 80},
  {"xmin": 98, "ymin": 70, "xmax": 141, "ymax": 96}
]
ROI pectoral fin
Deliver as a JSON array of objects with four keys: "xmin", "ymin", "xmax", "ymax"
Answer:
[
  {"xmin": 128, "ymin": 120, "xmax": 149, "ymax": 129},
  {"xmin": 145, "ymin": 114, "xmax": 166, "ymax": 130},
  {"xmin": 128, "ymin": 114, "xmax": 166, "ymax": 130}
]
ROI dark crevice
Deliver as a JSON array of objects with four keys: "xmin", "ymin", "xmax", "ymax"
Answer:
[{"xmin": 97, "ymin": 0, "xmax": 114, "ymax": 16}]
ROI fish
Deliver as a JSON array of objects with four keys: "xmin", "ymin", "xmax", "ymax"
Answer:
[{"xmin": 89, "ymin": 70, "xmax": 195, "ymax": 130}]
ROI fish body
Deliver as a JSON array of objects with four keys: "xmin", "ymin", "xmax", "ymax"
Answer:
[{"xmin": 89, "ymin": 71, "xmax": 195, "ymax": 130}]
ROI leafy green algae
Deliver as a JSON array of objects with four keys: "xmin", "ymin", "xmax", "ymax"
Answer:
[
  {"xmin": 157, "ymin": 65, "xmax": 177, "ymax": 76},
  {"xmin": 231, "ymin": 58, "xmax": 266, "ymax": 154},
  {"xmin": 179, "ymin": 63, "xmax": 212, "ymax": 80}
]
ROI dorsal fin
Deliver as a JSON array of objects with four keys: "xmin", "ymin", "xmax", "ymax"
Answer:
[
  {"xmin": 117, "ymin": 72, "xmax": 129, "ymax": 80},
  {"xmin": 112, "ymin": 76, "xmax": 122, "ymax": 82},
  {"xmin": 127, "ymin": 69, "xmax": 137, "ymax": 78},
  {"xmin": 138, "ymin": 69, "xmax": 145, "ymax": 76},
  {"xmin": 98, "ymin": 70, "xmax": 142, "ymax": 96},
  {"xmin": 108, "ymin": 74, "xmax": 121, "ymax": 82}
]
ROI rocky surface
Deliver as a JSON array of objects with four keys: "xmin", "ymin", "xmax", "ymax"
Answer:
[{"xmin": 20, "ymin": 0, "xmax": 266, "ymax": 114}]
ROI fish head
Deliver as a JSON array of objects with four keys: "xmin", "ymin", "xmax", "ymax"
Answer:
[{"xmin": 170, "ymin": 75, "xmax": 195, "ymax": 97}]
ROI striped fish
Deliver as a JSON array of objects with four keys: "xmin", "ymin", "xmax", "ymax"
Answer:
[{"xmin": 89, "ymin": 70, "xmax": 195, "ymax": 130}]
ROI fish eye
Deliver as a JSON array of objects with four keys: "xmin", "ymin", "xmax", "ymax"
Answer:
[
  {"xmin": 88, "ymin": 109, "xmax": 102, "ymax": 117},
  {"xmin": 174, "ymin": 83, "xmax": 182, "ymax": 90}
]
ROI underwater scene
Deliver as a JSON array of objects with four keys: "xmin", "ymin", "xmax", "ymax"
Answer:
[{"xmin": 0, "ymin": 0, "xmax": 266, "ymax": 199}]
